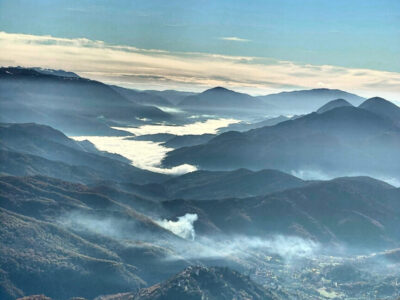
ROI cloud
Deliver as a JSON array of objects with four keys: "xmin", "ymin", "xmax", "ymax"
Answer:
[
  {"xmin": 0, "ymin": 31, "xmax": 399, "ymax": 99},
  {"xmin": 71, "ymin": 119, "xmax": 238, "ymax": 175},
  {"xmin": 220, "ymin": 36, "xmax": 250, "ymax": 42}
]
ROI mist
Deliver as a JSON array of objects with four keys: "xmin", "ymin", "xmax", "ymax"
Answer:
[
  {"xmin": 172, "ymin": 235, "xmax": 321, "ymax": 262},
  {"xmin": 71, "ymin": 136, "xmax": 197, "ymax": 175},
  {"xmin": 59, "ymin": 211, "xmax": 321, "ymax": 263},
  {"xmin": 291, "ymin": 168, "xmax": 400, "ymax": 187},
  {"xmin": 70, "ymin": 118, "xmax": 241, "ymax": 175}
]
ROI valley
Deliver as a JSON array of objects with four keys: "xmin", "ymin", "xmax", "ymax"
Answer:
[{"xmin": 1, "ymin": 66, "xmax": 399, "ymax": 300}]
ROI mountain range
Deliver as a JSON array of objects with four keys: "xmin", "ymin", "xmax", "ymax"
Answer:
[
  {"xmin": 0, "ymin": 175, "xmax": 192, "ymax": 300},
  {"xmin": 258, "ymin": 88, "xmax": 365, "ymax": 113},
  {"xmin": 2, "ymin": 67, "xmax": 400, "ymax": 299},
  {"xmin": 177, "ymin": 87, "xmax": 276, "ymax": 116},
  {"xmin": 13, "ymin": 266, "xmax": 280, "ymax": 300},
  {"xmin": 2, "ymin": 172, "xmax": 400, "ymax": 299},
  {"xmin": 0, "ymin": 123, "xmax": 167, "ymax": 184},
  {"xmin": 0, "ymin": 67, "xmax": 171, "ymax": 135},
  {"xmin": 163, "ymin": 97, "xmax": 400, "ymax": 180},
  {"xmin": 162, "ymin": 176, "xmax": 400, "ymax": 251}
]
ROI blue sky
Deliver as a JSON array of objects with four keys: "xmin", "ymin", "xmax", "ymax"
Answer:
[
  {"xmin": 1, "ymin": 0, "xmax": 399, "ymax": 72},
  {"xmin": 0, "ymin": 0, "xmax": 399, "ymax": 98}
]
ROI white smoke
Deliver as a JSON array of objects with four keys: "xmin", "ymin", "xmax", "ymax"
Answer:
[
  {"xmin": 59, "ymin": 212, "xmax": 129, "ymax": 239},
  {"xmin": 171, "ymin": 235, "xmax": 321, "ymax": 261},
  {"xmin": 59, "ymin": 211, "xmax": 320, "ymax": 262},
  {"xmin": 156, "ymin": 213, "xmax": 198, "ymax": 240}
]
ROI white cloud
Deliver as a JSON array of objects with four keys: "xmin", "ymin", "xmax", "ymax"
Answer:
[
  {"xmin": 70, "ymin": 119, "xmax": 238, "ymax": 175},
  {"xmin": 220, "ymin": 36, "xmax": 250, "ymax": 42},
  {"xmin": 71, "ymin": 135, "xmax": 197, "ymax": 175},
  {"xmin": 0, "ymin": 31, "xmax": 399, "ymax": 100}
]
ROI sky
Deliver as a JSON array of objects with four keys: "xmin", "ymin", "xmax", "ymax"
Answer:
[{"xmin": 0, "ymin": 0, "xmax": 399, "ymax": 99}]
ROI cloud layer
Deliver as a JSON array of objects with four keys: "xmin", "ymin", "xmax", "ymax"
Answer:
[
  {"xmin": 113, "ymin": 118, "xmax": 239, "ymax": 136},
  {"xmin": 1, "ymin": 31, "xmax": 399, "ymax": 100},
  {"xmin": 71, "ymin": 118, "xmax": 236, "ymax": 175},
  {"xmin": 71, "ymin": 135, "xmax": 197, "ymax": 175}
]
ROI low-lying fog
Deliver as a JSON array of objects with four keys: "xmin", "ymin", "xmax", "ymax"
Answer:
[
  {"xmin": 72, "ymin": 135, "xmax": 197, "ymax": 175},
  {"xmin": 71, "ymin": 118, "xmax": 238, "ymax": 175},
  {"xmin": 113, "ymin": 118, "xmax": 239, "ymax": 136}
]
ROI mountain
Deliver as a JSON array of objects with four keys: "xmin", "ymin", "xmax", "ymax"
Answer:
[
  {"xmin": 111, "ymin": 86, "xmax": 173, "ymax": 107},
  {"xmin": 17, "ymin": 266, "xmax": 280, "ymax": 300},
  {"xmin": 163, "ymin": 106, "xmax": 400, "ymax": 179},
  {"xmin": 100, "ymin": 266, "xmax": 280, "ymax": 300},
  {"xmin": 109, "ymin": 169, "xmax": 306, "ymax": 201},
  {"xmin": 160, "ymin": 169, "xmax": 306, "ymax": 200},
  {"xmin": 162, "ymin": 176, "xmax": 400, "ymax": 251},
  {"xmin": 0, "ymin": 123, "xmax": 168, "ymax": 184},
  {"xmin": 0, "ymin": 175, "xmax": 190, "ymax": 300},
  {"xmin": 144, "ymin": 90, "xmax": 196, "ymax": 105},
  {"xmin": 31, "ymin": 67, "xmax": 80, "ymax": 78},
  {"xmin": 218, "ymin": 115, "xmax": 290, "ymax": 133},
  {"xmin": 0, "ymin": 149, "xmax": 106, "ymax": 184},
  {"xmin": 258, "ymin": 88, "xmax": 365, "ymax": 113},
  {"xmin": 178, "ymin": 87, "xmax": 275, "ymax": 115},
  {"xmin": 0, "ymin": 67, "xmax": 170, "ymax": 135},
  {"xmin": 316, "ymin": 99, "xmax": 353, "ymax": 114},
  {"xmin": 2, "ymin": 175, "xmax": 399, "ymax": 299},
  {"xmin": 359, "ymin": 97, "xmax": 400, "ymax": 125},
  {"xmin": 163, "ymin": 134, "xmax": 216, "ymax": 148}
]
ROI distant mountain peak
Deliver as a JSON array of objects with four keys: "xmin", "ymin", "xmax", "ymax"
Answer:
[
  {"xmin": 359, "ymin": 96, "xmax": 400, "ymax": 124},
  {"xmin": 202, "ymin": 86, "xmax": 234, "ymax": 94},
  {"xmin": 317, "ymin": 98, "xmax": 353, "ymax": 114},
  {"xmin": 360, "ymin": 96, "xmax": 394, "ymax": 107},
  {"xmin": 310, "ymin": 88, "xmax": 342, "ymax": 92}
]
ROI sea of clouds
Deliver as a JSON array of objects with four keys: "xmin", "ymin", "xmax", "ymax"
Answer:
[{"xmin": 71, "ymin": 118, "xmax": 238, "ymax": 175}]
